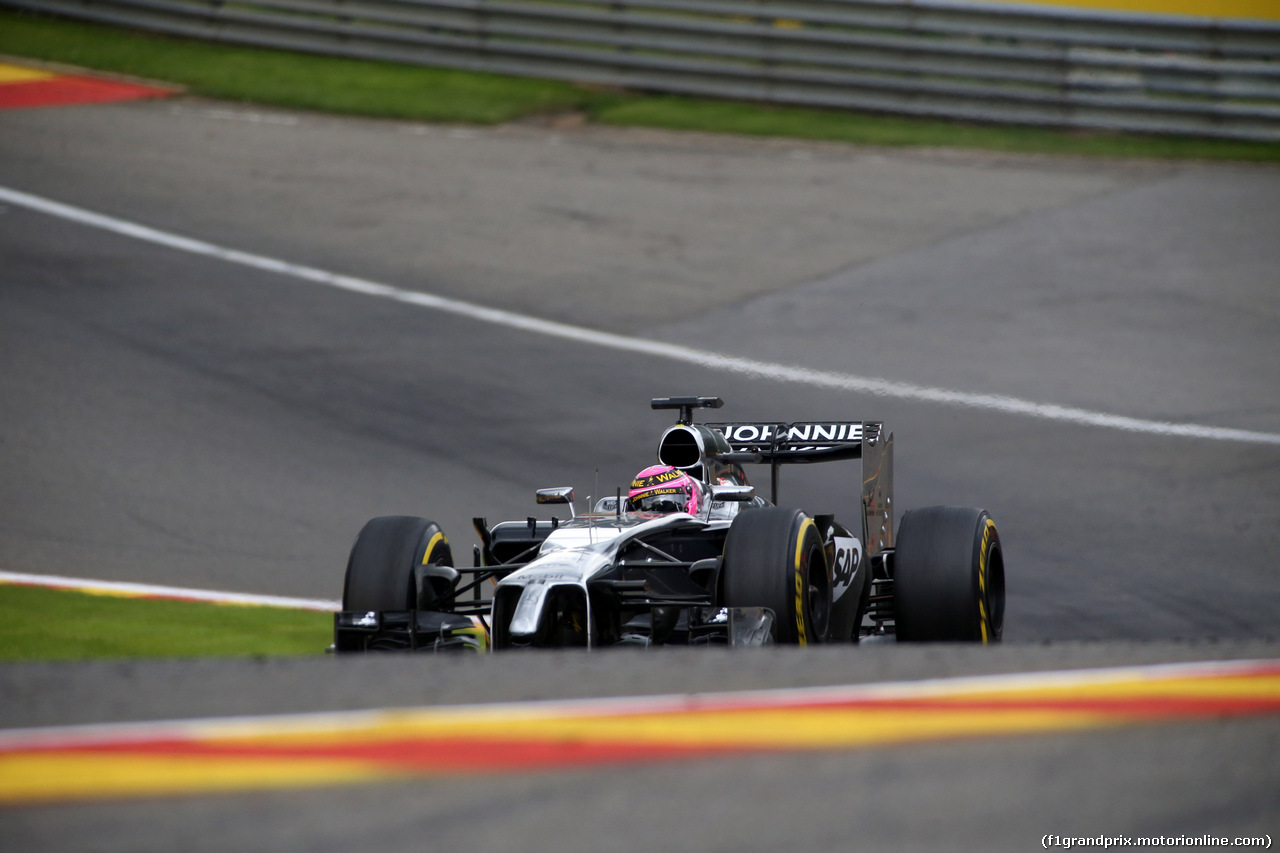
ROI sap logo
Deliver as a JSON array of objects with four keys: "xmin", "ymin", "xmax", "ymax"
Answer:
[{"xmin": 830, "ymin": 536, "xmax": 862, "ymax": 602}]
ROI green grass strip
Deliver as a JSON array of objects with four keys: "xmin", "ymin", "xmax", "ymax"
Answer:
[
  {"xmin": 0, "ymin": 9, "xmax": 598, "ymax": 123},
  {"xmin": 595, "ymin": 96, "xmax": 1280, "ymax": 161},
  {"xmin": 0, "ymin": 9, "xmax": 1277, "ymax": 160},
  {"xmin": 0, "ymin": 584, "xmax": 331, "ymax": 661}
]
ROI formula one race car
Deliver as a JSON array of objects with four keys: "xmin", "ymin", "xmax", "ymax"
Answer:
[{"xmin": 333, "ymin": 396, "xmax": 1005, "ymax": 652}]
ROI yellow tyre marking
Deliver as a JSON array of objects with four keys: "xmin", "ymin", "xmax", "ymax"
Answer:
[
  {"xmin": 793, "ymin": 517, "xmax": 816, "ymax": 646},
  {"xmin": 422, "ymin": 531, "xmax": 447, "ymax": 564},
  {"xmin": 978, "ymin": 518, "xmax": 996, "ymax": 644}
]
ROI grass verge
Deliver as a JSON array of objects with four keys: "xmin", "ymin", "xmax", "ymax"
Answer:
[
  {"xmin": 0, "ymin": 584, "xmax": 331, "ymax": 660},
  {"xmin": 2, "ymin": 8, "xmax": 1279, "ymax": 161},
  {"xmin": 0, "ymin": 8, "xmax": 600, "ymax": 123},
  {"xmin": 597, "ymin": 96, "xmax": 1280, "ymax": 161}
]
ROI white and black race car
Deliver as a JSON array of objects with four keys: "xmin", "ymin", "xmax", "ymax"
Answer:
[{"xmin": 333, "ymin": 396, "xmax": 1005, "ymax": 651}]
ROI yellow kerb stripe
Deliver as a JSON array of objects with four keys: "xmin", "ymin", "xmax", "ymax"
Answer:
[
  {"xmin": 0, "ymin": 753, "xmax": 388, "ymax": 804},
  {"xmin": 0, "ymin": 64, "xmax": 56, "ymax": 84}
]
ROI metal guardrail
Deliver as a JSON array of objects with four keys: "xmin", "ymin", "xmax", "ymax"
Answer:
[{"xmin": 5, "ymin": 0, "xmax": 1280, "ymax": 139}]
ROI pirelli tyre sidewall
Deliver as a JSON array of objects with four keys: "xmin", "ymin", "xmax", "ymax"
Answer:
[
  {"xmin": 341, "ymin": 516, "xmax": 453, "ymax": 614},
  {"xmin": 893, "ymin": 506, "xmax": 1004, "ymax": 643},
  {"xmin": 723, "ymin": 507, "xmax": 832, "ymax": 645}
]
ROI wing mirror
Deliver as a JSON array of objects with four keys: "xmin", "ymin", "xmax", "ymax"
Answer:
[
  {"xmin": 710, "ymin": 484, "xmax": 755, "ymax": 502},
  {"xmin": 536, "ymin": 487, "xmax": 576, "ymax": 517}
]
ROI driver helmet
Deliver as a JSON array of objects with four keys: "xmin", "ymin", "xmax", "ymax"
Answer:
[{"xmin": 627, "ymin": 465, "xmax": 702, "ymax": 514}]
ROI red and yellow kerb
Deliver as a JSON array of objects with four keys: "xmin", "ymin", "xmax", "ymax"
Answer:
[
  {"xmin": 0, "ymin": 63, "xmax": 173, "ymax": 110},
  {"xmin": 1, "ymin": 659, "xmax": 1278, "ymax": 804}
]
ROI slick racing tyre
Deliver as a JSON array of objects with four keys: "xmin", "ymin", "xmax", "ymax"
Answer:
[
  {"xmin": 341, "ymin": 516, "xmax": 453, "ymax": 614},
  {"xmin": 723, "ymin": 507, "xmax": 831, "ymax": 645},
  {"xmin": 893, "ymin": 506, "xmax": 1004, "ymax": 643}
]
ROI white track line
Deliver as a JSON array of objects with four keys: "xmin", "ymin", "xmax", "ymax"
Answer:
[
  {"xmin": 0, "ymin": 570, "xmax": 340, "ymax": 611},
  {"xmin": 3, "ymin": 184, "xmax": 1278, "ymax": 446}
]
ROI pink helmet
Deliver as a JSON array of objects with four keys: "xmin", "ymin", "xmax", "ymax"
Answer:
[{"xmin": 627, "ymin": 465, "xmax": 701, "ymax": 515}]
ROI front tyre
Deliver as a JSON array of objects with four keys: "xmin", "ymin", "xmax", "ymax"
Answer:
[
  {"xmin": 723, "ymin": 507, "xmax": 831, "ymax": 645},
  {"xmin": 341, "ymin": 516, "xmax": 453, "ymax": 613},
  {"xmin": 893, "ymin": 506, "xmax": 1004, "ymax": 643}
]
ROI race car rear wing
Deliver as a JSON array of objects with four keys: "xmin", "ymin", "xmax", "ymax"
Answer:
[
  {"xmin": 707, "ymin": 421, "xmax": 893, "ymax": 559},
  {"xmin": 651, "ymin": 398, "xmax": 894, "ymax": 561},
  {"xmin": 707, "ymin": 421, "xmax": 878, "ymax": 465}
]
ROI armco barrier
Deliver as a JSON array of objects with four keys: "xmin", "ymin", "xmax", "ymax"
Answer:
[{"xmin": 4, "ymin": 0, "xmax": 1279, "ymax": 139}]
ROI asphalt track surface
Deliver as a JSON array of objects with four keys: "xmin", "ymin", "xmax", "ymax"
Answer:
[{"xmin": 1, "ymin": 96, "xmax": 1278, "ymax": 849}]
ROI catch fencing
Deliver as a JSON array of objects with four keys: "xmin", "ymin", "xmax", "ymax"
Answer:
[{"xmin": 5, "ymin": 0, "xmax": 1280, "ymax": 139}]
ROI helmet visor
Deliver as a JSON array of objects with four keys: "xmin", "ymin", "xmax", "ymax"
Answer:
[{"xmin": 627, "ymin": 486, "xmax": 692, "ymax": 514}]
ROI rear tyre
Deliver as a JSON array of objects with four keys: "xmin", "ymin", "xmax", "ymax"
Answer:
[
  {"xmin": 894, "ymin": 506, "xmax": 1004, "ymax": 643},
  {"xmin": 341, "ymin": 516, "xmax": 453, "ymax": 613},
  {"xmin": 723, "ymin": 507, "xmax": 831, "ymax": 645}
]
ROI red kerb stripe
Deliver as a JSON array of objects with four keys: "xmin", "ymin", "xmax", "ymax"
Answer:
[{"xmin": 0, "ymin": 76, "xmax": 172, "ymax": 109}]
